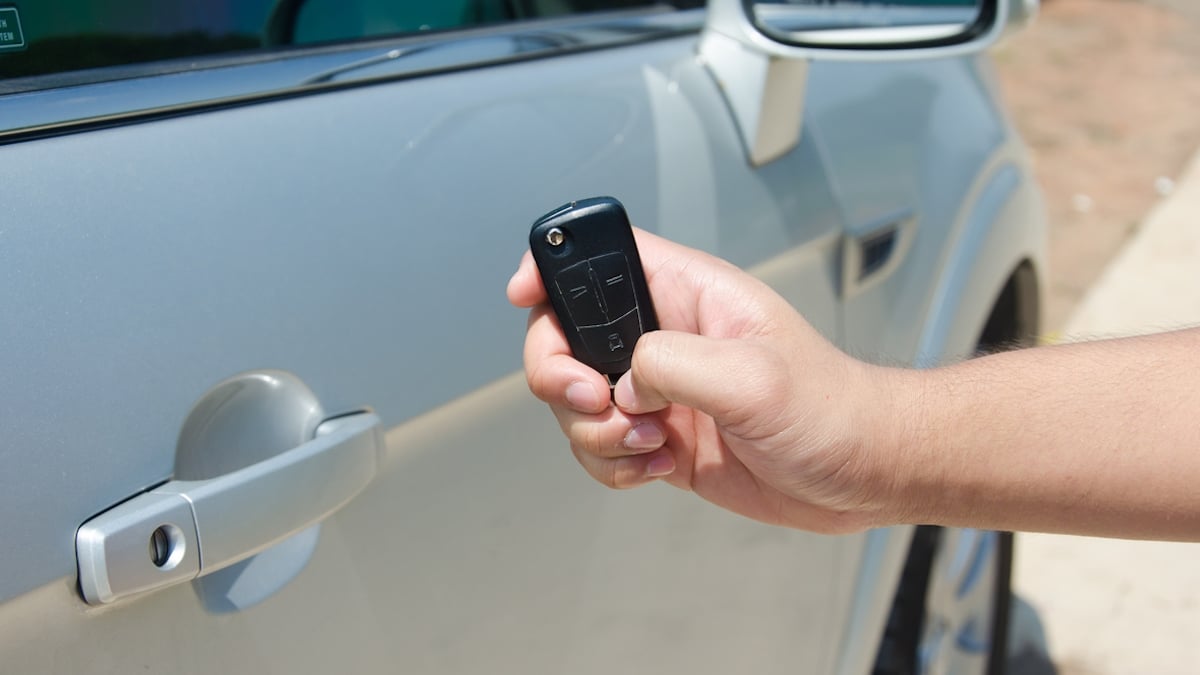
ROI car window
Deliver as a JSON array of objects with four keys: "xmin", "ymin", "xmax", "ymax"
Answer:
[
  {"xmin": 290, "ymin": 1, "xmax": 702, "ymax": 45},
  {"xmin": 0, "ymin": 0, "xmax": 702, "ymax": 84}
]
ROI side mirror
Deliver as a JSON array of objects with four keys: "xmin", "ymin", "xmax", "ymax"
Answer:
[
  {"xmin": 749, "ymin": 0, "xmax": 998, "ymax": 51},
  {"xmin": 701, "ymin": 0, "xmax": 1031, "ymax": 165}
]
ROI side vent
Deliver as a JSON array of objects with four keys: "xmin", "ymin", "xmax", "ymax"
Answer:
[
  {"xmin": 842, "ymin": 209, "xmax": 916, "ymax": 298},
  {"xmin": 859, "ymin": 228, "xmax": 899, "ymax": 282}
]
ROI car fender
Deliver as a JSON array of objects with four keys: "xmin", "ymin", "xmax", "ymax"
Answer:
[{"xmin": 915, "ymin": 143, "xmax": 1048, "ymax": 368}]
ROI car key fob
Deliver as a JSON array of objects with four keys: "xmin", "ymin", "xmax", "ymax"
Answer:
[{"xmin": 529, "ymin": 196, "xmax": 658, "ymax": 387}]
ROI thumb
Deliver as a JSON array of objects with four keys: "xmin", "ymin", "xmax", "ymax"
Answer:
[{"xmin": 614, "ymin": 331, "xmax": 786, "ymax": 429}]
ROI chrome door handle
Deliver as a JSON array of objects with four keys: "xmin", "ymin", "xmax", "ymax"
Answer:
[{"xmin": 76, "ymin": 411, "xmax": 383, "ymax": 605}]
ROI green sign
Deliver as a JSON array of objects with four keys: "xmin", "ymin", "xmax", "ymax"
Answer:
[{"xmin": 0, "ymin": 7, "xmax": 25, "ymax": 51}]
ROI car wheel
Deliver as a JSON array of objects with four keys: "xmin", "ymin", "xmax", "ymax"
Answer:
[{"xmin": 872, "ymin": 526, "xmax": 1014, "ymax": 675}]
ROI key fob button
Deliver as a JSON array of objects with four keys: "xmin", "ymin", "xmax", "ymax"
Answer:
[
  {"xmin": 578, "ymin": 308, "xmax": 642, "ymax": 365},
  {"xmin": 589, "ymin": 252, "xmax": 637, "ymax": 319},
  {"xmin": 554, "ymin": 260, "xmax": 606, "ymax": 327}
]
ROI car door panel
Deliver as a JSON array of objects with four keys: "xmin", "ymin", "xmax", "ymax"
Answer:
[
  {"xmin": 1, "ymin": 29, "xmax": 861, "ymax": 674},
  {"xmin": 805, "ymin": 55, "xmax": 1010, "ymax": 365}
]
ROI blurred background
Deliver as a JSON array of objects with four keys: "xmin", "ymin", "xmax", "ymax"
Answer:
[
  {"xmin": 993, "ymin": 1, "xmax": 1200, "ymax": 672},
  {"xmin": 996, "ymin": 0, "xmax": 1199, "ymax": 333}
]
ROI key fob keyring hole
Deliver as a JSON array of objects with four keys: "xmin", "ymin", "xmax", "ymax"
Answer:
[{"xmin": 541, "ymin": 226, "xmax": 575, "ymax": 258}]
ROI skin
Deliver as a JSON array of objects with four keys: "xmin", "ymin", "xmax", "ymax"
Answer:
[{"xmin": 508, "ymin": 229, "xmax": 1200, "ymax": 541}]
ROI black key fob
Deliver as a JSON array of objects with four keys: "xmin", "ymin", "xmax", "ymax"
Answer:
[{"xmin": 529, "ymin": 197, "xmax": 658, "ymax": 387}]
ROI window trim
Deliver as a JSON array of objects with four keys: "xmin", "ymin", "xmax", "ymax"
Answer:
[{"xmin": 0, "ymin": 7, "xmax": 704, "ymax": 145}]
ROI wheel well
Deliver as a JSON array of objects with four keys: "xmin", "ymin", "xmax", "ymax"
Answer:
[{"xmin": 976, "ymin": 261, "xmax": 1040, "ymax": 352}]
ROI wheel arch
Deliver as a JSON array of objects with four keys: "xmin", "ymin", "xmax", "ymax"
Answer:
[
  {"xmin": 976, "ymin": 259, "xmax": 1041, "ymax": 352},
  {"xmin": 914, "ymin": 150, "xmax": 1048, "ymax": 368}
]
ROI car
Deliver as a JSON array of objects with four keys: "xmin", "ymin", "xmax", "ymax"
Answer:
[{"xmin": 0, "ymin": 0, "xmax": 1044, "ymax": 673}]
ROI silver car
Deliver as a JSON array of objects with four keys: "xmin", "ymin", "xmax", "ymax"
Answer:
[{"xmin": 0, "ymin": 0, "xmax": 1043, "ymax": 673}]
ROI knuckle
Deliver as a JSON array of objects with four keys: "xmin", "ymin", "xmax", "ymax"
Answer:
[
  {"xmin": 605, "ymin": 459, "xmax": 622, "ymax": 490},
  {"xmin": 578, "ymin": 447, "xmax": 620, "ymax": 489},
  {"xmin": 579, "ymin": 420, "xmax": 605, "ymax": 455},
  {"xmin": 525, "ymin": 360, "xmax": 552, "ymax": 401},
  {"xmin": 607, "ymin": 457, "xmax": 643, "ymax": 490},
  {"xmin": 572, "ymin": 443, "xmax": 640, "ymax": 490},
  {"xmin": 526, "ymin": 355, "xmax": 573, "ymax": 406},
  {"xmin": 525, "ymin": 372, "xmax": 543, "ymax": 400}
]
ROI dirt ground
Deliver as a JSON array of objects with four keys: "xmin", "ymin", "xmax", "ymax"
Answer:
[{"xmin": 993, "ymin": 0, "xmax": 1200, "ymax": 333}]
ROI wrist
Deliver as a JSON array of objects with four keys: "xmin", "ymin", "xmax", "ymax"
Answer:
[{"xmin": 856, "ymin": 364, "xmax": 936, "ymax": 528}]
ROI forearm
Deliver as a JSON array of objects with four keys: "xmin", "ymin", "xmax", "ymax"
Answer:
[{"xmin": 883, "ymin": 328, "xmax": 1200, "ymax": 540}]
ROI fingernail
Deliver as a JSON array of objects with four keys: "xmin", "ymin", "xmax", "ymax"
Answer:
[
  {"xmin": 613, "ymin": 373, "xmax": 635, "ymax": 410},
  {"xmin": 645, "ymin": 454, "xmax": 676, "ymax": 478},
  {"xmin": 623, "ymin": 423, "xmax": 665, "ymax": 450},
  {"xmin": 565, "ymin": 381, "xmax": 601, "ymax": 412}
]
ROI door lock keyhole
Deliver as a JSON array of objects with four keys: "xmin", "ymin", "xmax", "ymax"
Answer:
[{"xmin": 148, "ymin": 524, "xmax": 185, "ymax": 570}]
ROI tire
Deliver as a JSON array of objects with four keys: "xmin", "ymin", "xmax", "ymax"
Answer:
[
  {"xmin": 986, "ymin": 532, "xmax": 1014, "ymax": 675},
  {"xmin": 871, "ymin": 527, "xmax": 1014, "ymax": 675},
  {"xmin": 872, "ymin": 526, "xmax": 942, "ymax": 675}
]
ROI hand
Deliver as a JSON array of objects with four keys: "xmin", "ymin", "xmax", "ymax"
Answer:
[{"xmin": 508, "ymin": 229, "xmax": 903, "ymax": 533}]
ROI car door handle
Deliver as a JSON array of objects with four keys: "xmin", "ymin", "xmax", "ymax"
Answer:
[{"xmin": 76, "ymin": 410, "xmax": 383, "ymax": 605}]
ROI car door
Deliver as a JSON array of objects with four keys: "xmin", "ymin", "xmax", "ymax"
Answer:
[{"xmin": 0, "ymin": 2, "xmax": 862, "ymax": 673}]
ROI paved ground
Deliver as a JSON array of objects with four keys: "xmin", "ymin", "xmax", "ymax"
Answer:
[
  {"xmin": 994, "ymin": 0, "xmax": 1200, "ymax": 332},
  {"xmin": 1009, "ymin": 149, "xmax": 1200, "ymax": 674},
  {"xmin": 1142, "ymin": 0, "xmax": 1200, "ymax": 22}
]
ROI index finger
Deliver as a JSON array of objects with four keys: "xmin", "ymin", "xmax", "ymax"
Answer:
[
  {"xmin": 522, "ymin": 303, "xmax": 611, "ymax": 414},
  {"xmin": 506, "ymin": 250, "xmax": 547, "ymax": 308}
]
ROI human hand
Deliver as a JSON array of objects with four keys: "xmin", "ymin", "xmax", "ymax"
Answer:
[{"xmin": 508, "ymin": 229, "xmax": 905, "ymax": 533}]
